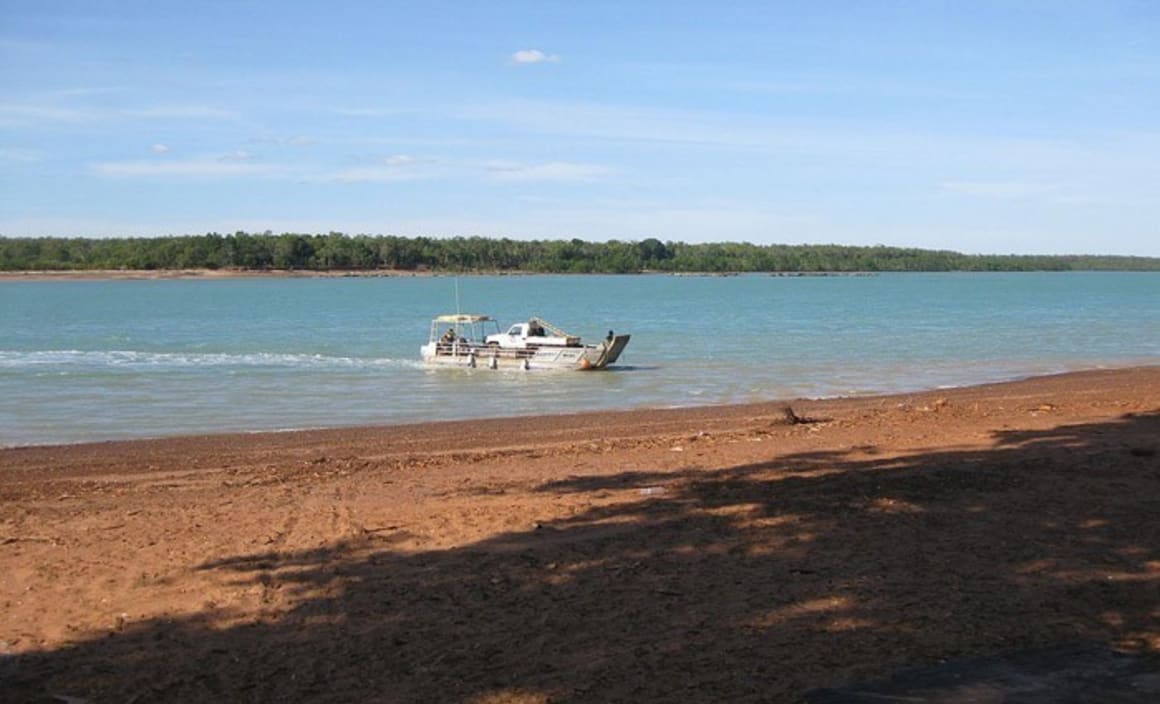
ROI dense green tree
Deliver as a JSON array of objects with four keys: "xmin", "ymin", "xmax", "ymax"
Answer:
[
  {"xmin": 637, "ymin": 237, "xmax": 672, "ymax": 266},
  {"xmin": 272, "ymin": 234, "xmax": 313, "ymax": 269},
  {"xmin": 1, "ymin": 232, "xmax": 1157, "ymax": 273}
]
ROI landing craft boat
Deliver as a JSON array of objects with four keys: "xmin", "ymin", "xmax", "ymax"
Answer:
[{"xmin": 420, "ymin": 315, "xmax": 630, "ymax": 371}]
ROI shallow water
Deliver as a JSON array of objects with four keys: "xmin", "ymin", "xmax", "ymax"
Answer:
[{"xmin": 2, "ymin": 272, "xmax": 1157, "ymax": 445}]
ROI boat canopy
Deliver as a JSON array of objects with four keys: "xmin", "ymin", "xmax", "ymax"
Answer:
[{"xmin": 433, "ymin": 314, "xmax": 493, "ymax": 324}]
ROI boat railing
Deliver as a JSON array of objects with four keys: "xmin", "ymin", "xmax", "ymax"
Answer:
[{"xmin": 436, "ymin": 343, "xmax": 581, "ymax": 360}]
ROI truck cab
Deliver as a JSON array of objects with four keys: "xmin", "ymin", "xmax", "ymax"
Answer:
[{"xmin": 486, "ymin": 320, "xmax": 580, "ymax": 349}]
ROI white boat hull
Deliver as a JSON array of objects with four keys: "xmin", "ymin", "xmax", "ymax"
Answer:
[{"xmin": 421, "ymin": 335, "xmax": 629, "ymax": 371}]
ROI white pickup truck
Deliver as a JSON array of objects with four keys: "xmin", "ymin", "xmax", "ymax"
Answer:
[{"xmin": 485, "ymin": 318, "xmax": 581, "ymax": 349}]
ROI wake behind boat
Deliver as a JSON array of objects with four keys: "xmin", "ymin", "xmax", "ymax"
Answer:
[{"xmin": 420, "ymin": 314, "xmax": 630, "ymax": 371}]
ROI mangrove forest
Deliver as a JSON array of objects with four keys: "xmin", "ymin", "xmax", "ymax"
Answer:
[{"xmin": 2, "ymin": 233, "xmax": 1158, "ymax": 274}]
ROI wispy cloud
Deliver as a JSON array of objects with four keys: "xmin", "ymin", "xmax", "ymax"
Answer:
[
  {"xmin": 328, "ymin": 152, "xmax": 437, "ymax": 182},
  {"xmin": 940, "ymin": 180, "xmax": 1053, "ymax": 199},
  {"xmin": 0, "ymin": 147, "xmax": 45, "ymax": 162},
  {"xmin": 327, "ymin": 157, "xmax": 608, "ymax": 185},
  {"xmin": 217, "ymin": 150, "xmax": 255, "ymax": 162},
  {"xmin": 722, "ymin": 69, "xmax": 988, "ymax": 102},
  {"xmin": 0, "ymin": 101, "xmax": 236, "ymax": 126},
  {"xmin": 0, "ymin": 103, "xmax": 95, "ymax": 125},
  {"xmin": 247, "ymin": 135, "xmax": 317, "ymax": 147},
  {"xmin": 329, "ymin": 106, "xmax": 408, "ymax": 118},
  {"xmin": 123, "ymin": 104, "xmax": 237, "ymax": 120},
  {"xmin": 330, "ymin": 166, "xmax": 430, "ymax": 183},
  {"xmin": 509, "ymin": 49, "xmax": 561, "ymax": 65},
  {"xmin": 459, "ymin": 97, "xmax": 1160, "ymax": 179},
  {"xmin": 150, "ymin": 144, "xmax": 171, "ymax": 154},
  {"xmin": 484, "ymin": 160, "xmax": 609, "ymax": 182},
  {"xmin": 329, "ymin": 155, "xmax": 434, "ymax": 183},
  {"xmin": 92, "ymin": 158, "xmax": 285, "ymax": 178},
  {"xmin": 384, "ymin": 154, "xmax": 417, "ymax": 166},
  {"xmin": 458, "ymin": 98, "xmax": 798, "ymax": 148}
]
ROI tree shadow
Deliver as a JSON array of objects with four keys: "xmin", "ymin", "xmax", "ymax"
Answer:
[{"xmin": 6, "ymin": 413, "xmax": 1158, "ymax": 703}]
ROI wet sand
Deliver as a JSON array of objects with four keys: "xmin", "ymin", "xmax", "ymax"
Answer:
[{"xmin": 2, "ymin": 367, "xmax": 1158, "ymax": 702}]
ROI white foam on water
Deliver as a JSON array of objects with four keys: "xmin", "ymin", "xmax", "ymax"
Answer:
[{"xmin": 0, "ymin": 349, "xmax": 418, "ymax": 371}]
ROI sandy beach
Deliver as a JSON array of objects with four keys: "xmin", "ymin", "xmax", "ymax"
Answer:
[{"xmin": 2, "ymin": 367, "xmax": 1158, "ymax": 702}]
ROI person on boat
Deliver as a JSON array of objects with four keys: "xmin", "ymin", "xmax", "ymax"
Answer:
[
  {"xmin": 439, "ymin": 327, "xmax": 456, "ymax": 353},
  {"xmin": 606, "ymin": 330, "xmax": 615, "ymax": 342}
]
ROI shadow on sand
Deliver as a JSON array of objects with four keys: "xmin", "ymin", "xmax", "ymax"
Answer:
[{"xmin": 6, "ymin": 412, "xmax": 1159, "ymax": 703}]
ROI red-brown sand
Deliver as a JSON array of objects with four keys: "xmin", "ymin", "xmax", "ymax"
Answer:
[{"xmin": 2, "ymin": 367, "xmax": 1158, "ymax": 702}]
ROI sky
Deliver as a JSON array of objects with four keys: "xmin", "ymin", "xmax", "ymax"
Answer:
[{"xmin": 1, "ymin": 1, "xmax": 1158, "ymax": 256}]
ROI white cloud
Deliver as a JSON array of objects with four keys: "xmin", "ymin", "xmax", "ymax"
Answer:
[
  {"xmin": 247, "ymin": 135, "xmax": 317, "ymax": 147},
  {"xmin": 92, "ymin": 159, "xmax": 284, "ymax": 178},
  {"xmin": 330, "ymin": 166, "xmax": 429, "ymax": 183},
  {"xmin": 459, "ymin": 97, "xmax": 1160, "ymax": 184},
  {"xmin": 327, "ymin": 154, "xmax": 433, "ymax": 182},
  {"xmin": 218, "ymin": 150, "xmax": 255, "ymax": 162},
  {"xmin": 150, "ymin": 144, "xmax": 171, "ymax": 154},
  {"xmin": 0, "ymin": 102, "xmax": 236, "ymax": 127},
  {"xmin": 0, "ymin": 147, "xmax": 44, "ymax": 162},
  {"xmin": 940, "ymin": 180, "xmax": 1052, "ymax": 199},
  {"xmin": 0, "ymin": 103, "xmax": 95, "ymax": 126},
  {"xmin": 327, "ymin": 158, "xmax": 607, "ymax": 185},
  {"xmin": 330, "ymin": 106, "xmax": 407, "ymax": 118},
  {"xmin": 124, "ymin": 105, "xmax": 236, "ymax": 120},
  {"xmin": 510, "ymin": 49, "xmax": 560, "ymax": 65},
  {"xmin": 384, "ymin": 154, "xmax": 417, "ymax": 166},
  {"xmin": 484, "ymin": 161, "xmax": 609, "ymax": 182}
]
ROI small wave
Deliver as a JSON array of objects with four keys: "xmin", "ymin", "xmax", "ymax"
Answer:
[{"xmin": 0, "ymin": 349, "xmax": 417, "ymax": 371}]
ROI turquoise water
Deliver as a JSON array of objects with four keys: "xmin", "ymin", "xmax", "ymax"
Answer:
[{"xmin": 2, "ymin": 272, "xmax": 1157, "ymax": 446}]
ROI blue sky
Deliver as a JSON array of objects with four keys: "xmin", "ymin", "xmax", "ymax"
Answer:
[{"xmin": 1, "ymin": 1, "xmax": 1157, "ymax": 255}]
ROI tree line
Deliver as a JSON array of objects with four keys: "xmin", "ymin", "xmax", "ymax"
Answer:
[{"xmin": 1, "ymin": 232, "xmax": 1157, "ymax": 273}]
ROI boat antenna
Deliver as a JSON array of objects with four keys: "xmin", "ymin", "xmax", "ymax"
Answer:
[{"xmin": 454, "ymin": 276, "xmax": 461, "ymax": 319}]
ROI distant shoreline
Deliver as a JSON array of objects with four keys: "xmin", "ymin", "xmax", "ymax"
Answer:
[
  {"xmin": 0, "ymin": 268, "xmax": 882, "ymax": 281},
  {"xmin": 0, "ymin": 268, "xmax": 441, "ymax": 281},
  {"xmin": 8, "ymin": 267, "xmax": 1148, "ymax": 282}
]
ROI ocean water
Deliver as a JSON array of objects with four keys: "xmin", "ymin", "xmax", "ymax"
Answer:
[{"xmin": 2, "ymin": 272, "xmax": 1157, "ymax": 446}]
